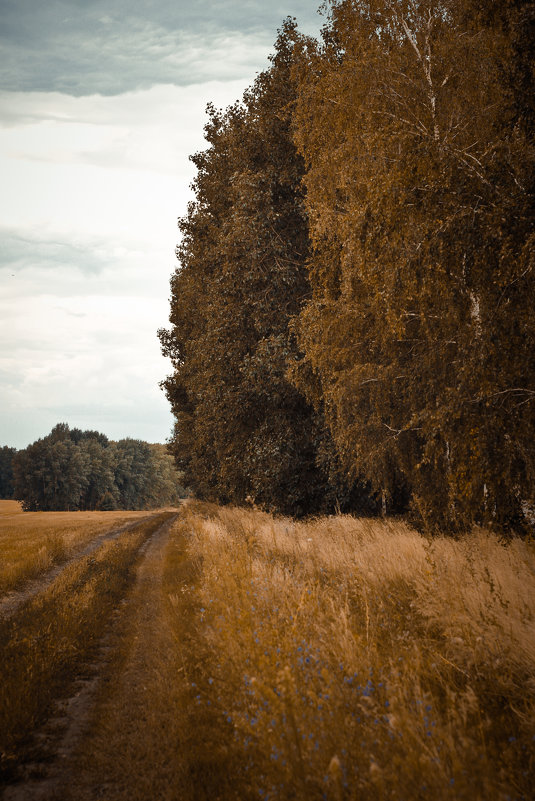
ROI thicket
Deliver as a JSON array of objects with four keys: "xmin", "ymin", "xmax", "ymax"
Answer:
[
  {"xmin": 160, "ymin": 0, "xmax": 535, "ymax": 531},
  {"xmin": 11, "ymin": 423, "xmax": 185, "ymax": 511}
]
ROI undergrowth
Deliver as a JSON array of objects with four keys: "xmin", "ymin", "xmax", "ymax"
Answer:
[{"xmin": 172, "ymin": 501, "xmax": 535, "ymax": 801}]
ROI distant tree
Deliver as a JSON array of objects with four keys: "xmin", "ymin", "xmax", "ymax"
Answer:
[
  {"xmin": 0, "ymin": 446, "xmax": 16, "ymax": 499},
  {"xmin": 113, "ymin": 438, "xmax": 155, "ymax": 510},
  {"xmin": 69, "ymin": 427, "xmax": 109, "ymax": 447},
  {"xmin": 146, "ymin": 443, "xmax": 186, "ymax": 507},
  {"xmin": 13, "ymin": 433, "xmax": 89, "ymax": 511},
  {"xmin": 79, "ymin": 438, "xmax": 118, "ymax": 510},
  {"xmin": 13, "ymin": 425, "xmax": 184, "ymax": 511},
  {"xmin": 97, "ymin": 490, "xmax": 118, "ymax": 511}
]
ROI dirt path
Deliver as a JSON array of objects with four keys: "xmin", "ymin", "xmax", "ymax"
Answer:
[
  {"xmin": 2, "ymin": 513, "xmax": 181, "ymax": 801},
  {"xmin": 0, "ymin": 515, "xmax": 157, "ymax": 621}
]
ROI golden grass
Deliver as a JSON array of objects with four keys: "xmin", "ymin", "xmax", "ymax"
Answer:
[
  {"xmin": 173, "ymin": 501, "xmax": 535, "ymax": 801},
  {"xmin": 59, "ymin": 513, "xmax": 246, "ymax": 801},
  {"xmin": 0, "ymin": 500, "xmax": 25, "ymax": 516},
  {"xmin": 1, "ymin": 501, "xmax": 532, "ymax": 799},
  {"xmin": 0, "ymin": 511, "xmax": 175, "ymax": 781},
  {"xmin": 0, "ymin": 505, "xmax": 151, "ymax": 598}
]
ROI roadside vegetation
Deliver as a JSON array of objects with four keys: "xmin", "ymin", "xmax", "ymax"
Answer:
[
  {"xmin": 164, "ymin": 502, "xmax": 535, "ymax": 801},
  {"xmin": 60, "ymin": 510, "xmax": 216, "ymax": 801},
  {"xmin": 0, "ymin": 499, "xmax": 149, "ymax": 597},
  {"xmin": 0, "ymin": 511, "xmax": 176, "ymax": 782},
  {"xmin": 1, "ymin": 503, "xmax": 532, "ymax": 800}
]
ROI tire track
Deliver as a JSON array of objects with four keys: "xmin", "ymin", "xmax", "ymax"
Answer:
[
  {"xmin": 2, "ymin": 512, "xmax": 178, "ymax": 801},
  {"xmin": 0, "ymin": 515, "xmax": 158, "ymax": 622}
]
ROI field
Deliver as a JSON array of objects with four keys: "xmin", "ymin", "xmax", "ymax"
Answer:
[
  {"xmin": 1, "ymin": 501, "xmax": 534, "ymax": 800},
  {"xmin": 0, "ymin": 500, "xmax": 151, "ymax": 598}
]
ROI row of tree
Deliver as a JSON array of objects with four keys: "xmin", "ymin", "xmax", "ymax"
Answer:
[
  {"xmin": 159, "ymin": 0, "xmax": 534, "ymax": 531},
  {"xmin": 3, "ymin": 424, "xmax": 185, "ymax": 511},
  {"xmin": 0, "ymin": 446, "xmax": 16, "ymax": 500}
]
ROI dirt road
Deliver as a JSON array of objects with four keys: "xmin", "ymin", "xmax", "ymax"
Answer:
[
  {"xmin": 0, "ymin": 516, "xmax": 158, "ymax": 622},
  {"xmin": 2, "ymin": 512, "xmax": 190, "ymax": 801}
]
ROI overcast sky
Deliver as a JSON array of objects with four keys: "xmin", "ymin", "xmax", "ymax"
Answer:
[{"xmin": 0, "ymin": 0, "xmax": 323, "ymax": 449}]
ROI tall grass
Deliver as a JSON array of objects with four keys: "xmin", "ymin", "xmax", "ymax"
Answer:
[
  {"xmin": 60, "ymin": 512, "xmax": 245, "ymax": 801},
  {"xmin": 174, "ymin": 502, "xmax": 535, "ymax": 801}
]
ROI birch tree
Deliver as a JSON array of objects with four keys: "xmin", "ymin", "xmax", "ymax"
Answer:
[{"xmin": 291, "ymin": 0, "xmax": 534, "ymax": 529}]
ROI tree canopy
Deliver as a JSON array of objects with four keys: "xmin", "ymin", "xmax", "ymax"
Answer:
[
  {"xmin": 160, "ymin": 2, "xmax": 534, "ymax": 531},
  {"xmin": 0, "ymin": 446, "xmax": 16, "ymax": 499},
  {"xmin": 159, "ymin": 21, "xmax": 377, "ymax": 517},
  {"xmin": 12, "ymin": 424, "xmax": 185, "ymax": 511}
]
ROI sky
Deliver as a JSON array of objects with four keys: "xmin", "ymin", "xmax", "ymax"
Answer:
[{"xmin": 0, "ymin": 0, "xmax": 324, "ymax": 449}]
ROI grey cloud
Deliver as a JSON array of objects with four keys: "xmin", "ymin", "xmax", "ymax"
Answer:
[
  {"xmin": 0, "ymin": 229, "xmax": 107, "ymax": 275},
  {"xmin": 0, "ymin": 0, "xmax": 323, "ymax": 96}
]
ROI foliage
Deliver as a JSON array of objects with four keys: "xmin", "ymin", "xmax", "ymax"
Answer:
[
  {"xmin": 11, "ymin": 424, "xmax": 185, "ymax": 511},
  {"xmin": 289, "ymin": 0, "xmax": 535, "ymax": 530},
  {"xmin": 160, "ymin": 3, "xmax": 534, "ymax": 529},
  {"xmin": 159, "ymin": 21, "xmax": 377, "ymax": 517},
  {"xmin": 0, "ymin": 446, "xmax": 16, "ymax": 499}
]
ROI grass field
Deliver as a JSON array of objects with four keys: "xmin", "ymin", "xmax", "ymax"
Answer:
[
  {"xmin": 0, "ymin": 500, "xmax": 151, "ymax": 597},
  {"xmin": 1, "ymin": 502, "xmax": 533, "ymax": 800},
  {"xmin": 165, "ymin": 502, "xmax": 535, "ymax": 801}
]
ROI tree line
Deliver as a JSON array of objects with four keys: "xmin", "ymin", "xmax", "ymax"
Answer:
[
  {"xmin": 159, "ymin": 0, "xmax": 534, "ymax": 531},
  {"xmin": 2, "ymin": 424, "xmax": 185, "ymax": 511}
]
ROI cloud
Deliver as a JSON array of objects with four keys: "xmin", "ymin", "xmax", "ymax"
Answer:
[
  {"xmin": 0, "ymin": 0, "xmax": 323, "ymax": 96},
  {"xmin": 0, "ymin": 1, "xmax": 326, "ymax": 448},
  {"xmin": 0, "ymin": 82, "xmax": 251, "ymax": 254},
  {"xmin": 0, "ymin": 248, "xmax": 176, "ymax": 448},
  {"xmin": 0, "ymin": 229, "xmax": 108, "ymax": 276}
]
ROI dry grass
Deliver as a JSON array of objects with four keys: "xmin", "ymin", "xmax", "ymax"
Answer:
[
  {"xmin": 0, "ymin": 501, "xmax": 151, "ymax": 597},
  {"xmin": 174, "ymin": 501, "xmax": 535, "ymax": 801},
  {"xmin": 2, "ymin": 501, "xmax": 532, "ymax": 799},
  {"xmin": 0, "ymin": 512, "xmax": 175, "ymax": 782},
  {"xmin": 60, "ymin": 512, "xmax": 247, "ymax": 801}
]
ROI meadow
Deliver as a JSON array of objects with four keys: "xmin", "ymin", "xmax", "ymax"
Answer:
[
  {"xmin": 0, "ymin": 500, "xmax": 150, "ymax": 597},
  {"xmin": 1, "ymin": 501, "xmax": 533, "ymax": 800},
  {"xmin": 162, "ymin": 502, "xmax": 535, "ymax": 801}
]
